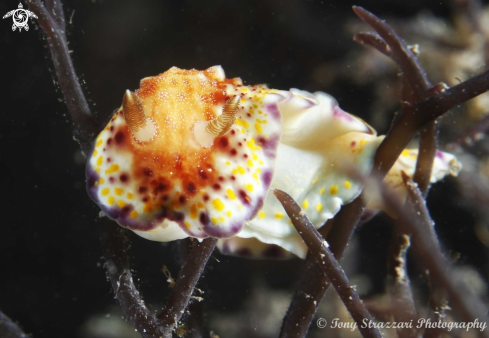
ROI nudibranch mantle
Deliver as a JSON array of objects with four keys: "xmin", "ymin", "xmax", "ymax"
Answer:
[{"xmin": 87, "ymin": 66, "xmax": 286, "ymax": 240}]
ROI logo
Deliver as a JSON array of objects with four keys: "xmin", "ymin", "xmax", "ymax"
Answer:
[
  {"xmin": 3, "ymin": 3, "xmax": 38, "ymax": 32},
  {"xmin": 317, "ymin": 318, "xmax": 327, "ymax": 328}
]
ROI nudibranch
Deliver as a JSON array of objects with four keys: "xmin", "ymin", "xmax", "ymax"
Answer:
[
  {"xmin": 86, "ymin": 66, "xmax": 461, "ymax": 259},
  {"xmin": 87, "ymin": 66, "xmax": 286, "ymax": 241}
]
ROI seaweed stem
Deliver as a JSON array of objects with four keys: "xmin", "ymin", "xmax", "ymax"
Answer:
[{"xmin": 274, "ymin": 189, "xmax": 382, "ymax": 338}]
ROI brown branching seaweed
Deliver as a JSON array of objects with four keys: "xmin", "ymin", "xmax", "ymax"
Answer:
[
  {"xmin": 22, "ymin": 0, "xmax": 489, "ymax": 337},
  {"xmin": 281, "ymin": 6, "xmax": 489, "ymax": 337},
  {"xmin": 274, "ymin": 189, "xmax": 382, "ymax": 338}
]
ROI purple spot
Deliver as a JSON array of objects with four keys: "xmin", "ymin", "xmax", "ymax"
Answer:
[
  {"xmin": 213, "ymin": 183, "xmax": 221, "ymax": 190},
  {"xmin": 179, "ymin": 195, "xmax": 186, "ymax": 204},
  {"xmin": 265, "ymin": 103, "xmax": 281, "ymax": 120},
  {"xmin": 436, "ymin": 151, "xmax": 444, "ymax": 159},
  {"xmin": 114, "ymin": 131, "xmax": 125, "ymax": 144},
  {"xmin": 107, "ymin": 138, "xmax": 112, "ymax": 145},
  {"xmin": 199, "ymin": 212, "xmax": 209, "ymax": 225},
  {"xmin": 199, "ymin": 170, "xmax": 208, "ymax": 180},
  {"xmin": 238, "ymin": 190, "xmax": 251, "ymax": 205},
  {"xmin": 230, "ymin": 149, "xmax": 237, "ymax": 156},
  {"xmin": 187, "ymin": 183, "xmax": 196, "ymax": 193},
  {"xmin": 143, "ymin": 168, "xmax": 153, "ymax": 177},
  {"xmin": 120, "ymin": 174, "xmax": 129, "ymax": 182},
  {"xmin": 138, "ymin": 186, "xmax": 148, "ymax": 194},
  {"xmin": 262, "ymin": 170, "xmax": 273, "ymax": 187}
]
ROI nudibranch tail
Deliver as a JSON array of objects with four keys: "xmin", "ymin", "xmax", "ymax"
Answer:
[
  {"xmin": 193, "ymin": 95, "xmax": 240, "ymax": 148},
  {"xmin": 122, "ymin": 90, "xmax": 156, "ymax": 142}
]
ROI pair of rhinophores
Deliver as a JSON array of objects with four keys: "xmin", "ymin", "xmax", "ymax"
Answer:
[{"xmin": 86, "ymin": 66, "xmax": 461, "ymax": 259}]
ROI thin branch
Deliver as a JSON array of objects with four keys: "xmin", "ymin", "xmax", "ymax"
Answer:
[
  {"xmin": 353, "ymin": 32, "xmax": 391, "ymax": 57},
  {"xmin": 386, "ymin": 232, "xmax": 419, "ymax": 338},
  {"xmin": 279, "ymin": 197, "xmax": 365, "ymax": 337},
  {"xmin": 26, "ymin": 0, "xmax": 96, "ymax": 154},
  {"xmin": 352, "ymin": 6, "xmax": 431, "ymax": 97},
  {"xmin": 383, "ymin": 175, "xmax": 489, "ymax": 338},
  {"xmin": 413, "ymin": 69, "xmax": 489, "ymax": 128},
  {"xmin": 274, "ymin": 189, "xmax": 382, "ymax": 338},
  {"xmin": 102, "ymin": 219, "xmax": 165, "ymax": 338},
  {"xmin": 448, "ymin": 113, "xmax": 489, "ymax": 149},
  {"xmin": 158, "ymin": 238, "xmax": 217, "ymax": 332},
  {"xmin": 0, "ymin": 311, "xmax": 28, "ymax": 338}
]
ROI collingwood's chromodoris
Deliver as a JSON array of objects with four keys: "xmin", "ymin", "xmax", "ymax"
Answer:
[{"xmin": 86, "ymin": 66, "xmax": 461, "ymax": 259}]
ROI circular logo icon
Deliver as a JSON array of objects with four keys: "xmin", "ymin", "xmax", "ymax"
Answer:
[{"xmin": 317, "ymin": 318, "xmax": 327, "ymax": 328}]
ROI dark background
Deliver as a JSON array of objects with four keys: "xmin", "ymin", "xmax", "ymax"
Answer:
[{"xmin": 1, "ymin": 0, "xmax": 487, "ymax": 337}]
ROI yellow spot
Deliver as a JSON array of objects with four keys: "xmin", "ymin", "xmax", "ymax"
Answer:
[
  {"xmin": 114, "ymin": 187, "xmax": 123, "ymax": 196},
  {"xmin": 320, "ymin": 188, "xmax": 325, "ymax": 195},
  {"xmin": 143, "ymin": 203, "xmax": 152, "ymax": 213},
  {"xmin": 302, "ymin": 200, "xmax": 309, "ymax": 209},
  {"xmin": 190, "ymin": 204, "xmax": 198, "ymax": 219},
  {"xmin": 130, "ymin": 211, "xmax": 138, "ymax": 218},
  {"xmin": 258, "ymin": 110, "xmax": 263, "ymax": 114},
  {"xmin": 360, "ymin": 139, "xmax": 367, "ymax": 146},
  {"xmin": 258, "ymin": 211, "xmax": 265, "ymax": 219},
  {"xmin": 256, "ymin": 168, "xmax": 261, "ymax": 173},
  {"xmin": 275, "ymin": 212, "xmax": 284, "ymax": 220},
  {"xmin": 107, "ymin": 196, "xmax": 115, "ymax": 206},
  {"xmin": 402, "ymin": 150, "xmax": 410, "ymax": 157},
  {"xmin": 255, "ymin": 123, "xmax": 263, "ymax": 133},
  {"xmin": 93, "ymin": 150, "xmax": 98, "ymax": 157},
  {"xmin": 211, "ymin": 217, "xmax": 218, "ymax": 225},
  {"xmin": 105, "ymin": 164, "xmax": 120, "ymax": 174},
  {"xmin": 238, "ymin": 204, "xmax": 243, "ymax": 211},
  {"xmin": 317, "ymin": 203, "xmax": 323, "ymax": 212},
  {"xmin": 247, "ymin": 159, "xmax": 254, "ymax": 167},
  {"xmin": 241, "ymin": 129, "xmax": 245, "ymax": 134},
  {"xmin": 253, "ymin": 173, "xmax": 259, "ymax": 181},
  {"xmin": 96, "ymin": 139, "xmax": 103, "ymax": 147},
  {"xmin": 226, "ymin": 161, "xmax": 231, "ymax": 166},
  {"xmin": 96, "ymin": 156, "xmax": 103, "ymax": 166},
  {"xmin": 219, "ymin": 216, "xmax": 225, "ymax": 223},
  {"xmin": 95, "ymin": 168, "xmax": 100, "ymax": 173},
  {"xmin": 226, "ymin": 210, "xmax": 232, "ymax": 217},
  {"xmin": 101, "ymin": 188, "xmax": 110, "ymax": 196},
  {"xmin": 330, "ymin": 184, "xmax": 339, "ymax": 195},
  {"xmin": 238, "ymin": 166, "xmax": 246, "ymax": 175},
  {"xmin": 100, "ymin": 178, "xmax": 105, "ymax": 184},
  {"xmin": 312, "ymin": 178, "xmax": 318, "ymax": 184},
  {"xmin": 259, "ymin": 160, "xmax": 264, "ymax": 165},
  {"xmin": 184, "ymin": 221, "xmax": 191, "ymax": 229},
  {"xmin": 247, "ymin": 139, "xmax": 258, "ymax": 150},
  {"xmin": 232, "ymin": 169, "xmax": 238, "ymax": 175},
  {"xmin": 344, "ymin": 181, "xmax": 352, "ymax": 189},
  {"xmin": 212, "ymin": 198, "xmax": 225, "ymax": 211},
  {"xmin": 117, "ymin": 200, "xmax": 126, "ymax": 208},
  {"xmin": 127, "ymin": 192, "xmax": 133, "ymax": 200},
  {"xmin": 227, "ymin": 189, "xmax": 237, "ymax": 200},
  {"xmin": 252, "ymin": 153, "xmax": 258, "ymax": 160},
  {"xmin": 244, "ymin": 184, "xmax": 254, "ymax": 192},
  {"xmin": 236, "ymin": 119, "xmax": 249, "ymax": 129},
  {"xmin": 242, "ymin": 88, "xmax": 248, "ymax": 92},
  {"xmin": 198, "ymin": 202, "xmax": 204, "ymax": 209},
  {"xmin": 241, "ymin": 97, "xmax": 246, "ymax": 103},
  {"xmin": 252, "ymin": 104, "xmax": 258, "ymax": 109},
  {"xmin": 94, "ymin": 181, "xmax": 98, "ymax": 186}
]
